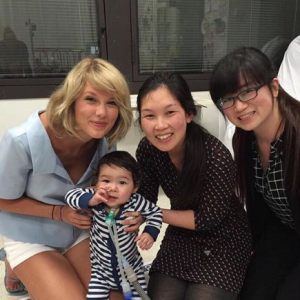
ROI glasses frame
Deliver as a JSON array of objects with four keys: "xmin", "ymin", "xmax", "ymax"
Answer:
[{"xmin": 218, "ymin": 83, "xmax": 266, "ymax": 110}]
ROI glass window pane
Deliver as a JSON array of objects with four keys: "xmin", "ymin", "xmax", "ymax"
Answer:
[
  {"xmin": 0, "ymin": 0, "xmax": 98, "ymax": 78},
  {"xmin": 137, "ymin": 0, "xmax": 300, "ymax": 75}
]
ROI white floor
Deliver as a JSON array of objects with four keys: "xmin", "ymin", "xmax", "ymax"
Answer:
[{"xmin": 0, "ymin": 194, "xmax": 169, "ymax": 300}]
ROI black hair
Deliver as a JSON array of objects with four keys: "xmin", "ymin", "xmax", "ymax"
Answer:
[
  {"xmin": 209, "ymin": 46, "xmax": 300, "ymax": 199},
  {"xmin": 137, "ymin": 72, "xmax": 208, "ymax": 205},
  {"xmin": 260, "ymin": 36, "xmax": 291, "ymax": 72},
  {"xmin": 97, "ymin": 151, "xmax": 141, "ymax": 187},
  {"xmin": 209, "ymin": 47, "xmax": 277, "ymax": 116}
]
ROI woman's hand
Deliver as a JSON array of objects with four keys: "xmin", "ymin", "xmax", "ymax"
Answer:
[
  {"xmin": 59, "ymin": 206, "xmax": 93, "ymax": 229},
  {"xmin": 122, "ymin": 211, "xmax": 144, "ymax": 233}
]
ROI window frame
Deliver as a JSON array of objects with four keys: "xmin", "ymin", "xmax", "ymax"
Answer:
[
  {"xmin": 0, "ymin": 0, "xmax": 210, "ymax": 99},
  {"xmin": 129, "ymin": 0, "xmax": 210, "ymax": 94},
  {"xmin": 1, "ymin": 0, "xmax": 299, "ymax": 99},
  {"xmin": 0, "ymin": 0, "xmax": 107, "ymax": 99}
]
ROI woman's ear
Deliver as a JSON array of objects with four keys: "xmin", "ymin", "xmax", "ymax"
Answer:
[
  {"xmin": 271, "ymin": 78, "xmax": 280, "ymax": 98},
  {"xmin": 186, "ymin": 113, "xmax": 194, "ymax": 124}
]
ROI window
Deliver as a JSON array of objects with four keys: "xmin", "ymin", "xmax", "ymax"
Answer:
[
  {"xmin": 131, "ymin": 0, "xmax": 300, "ymax": 91},
  {"xmin": 0, "ymin": 0, "xmax": 103, "ymax": 98},
  {"xmin": 0, "ymin": 0, "xmax": 299, "ymax": 99}
]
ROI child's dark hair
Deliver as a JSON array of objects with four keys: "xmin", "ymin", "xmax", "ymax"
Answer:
[{"xmin": 96, "ymin": 151, "xmax": 141, "ymax": 187}]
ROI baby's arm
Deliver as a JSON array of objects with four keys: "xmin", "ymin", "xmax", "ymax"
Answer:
[
  {"xmin": 125, "ymin": 193, "xmax": 162, "ymax": 250},
  {"xmin": 65, "ymin": 187, "xmax": 108, "ymax": 209},
  {"xmin": 88, "ymin": 187, "xmax": 108, "ymax": 206},
  {"xmin": 135, "ymin": 232, "xmax": 154, "ymax": 250}
]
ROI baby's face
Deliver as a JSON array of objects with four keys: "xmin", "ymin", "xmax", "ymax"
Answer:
[{"xmin": 96, "ymin": 164, "xmax": 137, "ymax": 207}]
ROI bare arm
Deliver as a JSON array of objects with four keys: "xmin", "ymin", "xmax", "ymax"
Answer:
[
  {"xmin": 0, "ymin": 197, "xmax": 54, "ymax": 218},
  {"xmin": 0, "ymin": 197, "xmax": 92, "ymax": 229},
  {"xmin": 162, "ymin": 209, "xmax": 195, "ymax": 230}
]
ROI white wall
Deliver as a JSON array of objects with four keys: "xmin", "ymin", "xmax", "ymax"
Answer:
[{"xmin": 0, "ymin": 92, "xmax": 226, "ymax": 156}]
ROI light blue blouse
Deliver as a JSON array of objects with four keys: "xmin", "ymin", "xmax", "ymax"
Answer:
[{"xmin": 0, "ymin": 111, "xmax": 114, "ymax": 248}]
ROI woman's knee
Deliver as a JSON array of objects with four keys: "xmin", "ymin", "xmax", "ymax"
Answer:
[
  {"xmin": 186, "ymin": 283, "xmax": 237, "ymax": 300},
  {"xmin": 148, "ymin": 272, "xmax": 187, "ymax": 300}
]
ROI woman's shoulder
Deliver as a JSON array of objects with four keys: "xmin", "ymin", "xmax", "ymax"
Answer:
[
  {"xmin": 137, "ymin": 136, "xmax": 151, "ymax": 147},
  {"xmin": 205, "ymin": 133, "xmax": 227, "ymax": 149},
  {"xmin": 2, "ymin": 118, "xmax": 30, "ymax": 148},
  {"xmin": 204, "ymin": 133, "xmax": 233, "ymax": 161},
  {"xmin": 136, "ymin": 137, "xmax": 165, "ymax": 163},
  {"xmin": 5, "ymin": 111, "xmax": 42, "ymax": 138},
  {"xmin": 1, "ymin": 111, "xmax": 47, "ymax": 156},
  {"xmin": 137, "ymin": 137, "xmax": 158, "ymax": 154}
]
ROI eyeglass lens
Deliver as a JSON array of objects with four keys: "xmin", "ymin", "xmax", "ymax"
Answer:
[{"xmin": 221, "ymin": 87, "xmax": 258, "ymax": 109}]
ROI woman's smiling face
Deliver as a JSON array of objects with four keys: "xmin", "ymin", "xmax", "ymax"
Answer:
[
  {"xmin": 74, "ymin": 82, "xmax": 119, "ymax": 141},
  {"xmin": 140, "ymin": 86, "xmax": 193, "ymax": 158},
  {"xmin": 223, "ymin": 78, "xmax": 280, "ymax": 134}
]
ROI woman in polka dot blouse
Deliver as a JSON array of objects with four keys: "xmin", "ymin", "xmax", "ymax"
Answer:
[{"xmin": 135, "ymin": 72, "xmax": 252, "ymax": 300}]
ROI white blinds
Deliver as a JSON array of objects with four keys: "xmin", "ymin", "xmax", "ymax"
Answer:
[
  {"xmin": 0, "ymin": 0, "xmax": 98, "ymax": 78},
  {"xmin": 137, "ymin": 0, "xmax": 299, "ymax": 74}
]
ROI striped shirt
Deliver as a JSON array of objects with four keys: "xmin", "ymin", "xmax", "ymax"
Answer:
[{"xmin": 66, "ymin": 188, "xmax": 163, "ymax": 299}]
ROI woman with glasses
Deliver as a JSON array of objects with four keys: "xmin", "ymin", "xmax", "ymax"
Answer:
[{"xmin": 210, "ymin": 47, "xmax": 300, "ymax": 300}]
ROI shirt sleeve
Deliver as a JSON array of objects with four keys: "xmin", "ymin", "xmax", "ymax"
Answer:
[
  {"xmin": 194, "ymin": 136, "xmax": 237, "ymax": 231},
  {"xmin": 131, "ymin": 193, "xmax": 163, "ymax": 241},
  {"xmin": 65, "ymin": 188, "xmax": 95, "ymax": 209},
  {"xmin": 0, "ymin": 130, "xmax": 32, "ymax": 199},
  {"xmin": 278, "ymin": 36, "xmax": 300, "ymax": 101},
  {"xmin": 136, "ymin": 138, "xmax": 160, "ymax": 204}
]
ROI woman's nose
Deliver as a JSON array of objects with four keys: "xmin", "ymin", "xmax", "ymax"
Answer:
[
  {"xmin": 155, "ymin": 117, "xmax": 168, "ymax": 130},
  {"xmin": 234, "ymin": 99, "xmax": 248, "ymax": 111},
  {"xmin": 96, "ymin": 103, "xmax": 106, "ymax": 116}
]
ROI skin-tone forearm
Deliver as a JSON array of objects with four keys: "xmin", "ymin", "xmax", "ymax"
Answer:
[
  {"xmin": 0, "ymin": 197, "xmax": 55, "ymax": 218},
  {"xmin": 0, "ymin": 197, "xmax": 92, "ymax": 229},
  {"xmin": 161, "ymin": 208, "xmax": 195, "ymax": 230}
]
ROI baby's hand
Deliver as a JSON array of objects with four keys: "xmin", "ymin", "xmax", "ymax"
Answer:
[
  {"xmin": 88, "ymin": 186, "xmax": 108, "ymax": 206},
  {"xmin": 135, "ymin": 232, "xmax": 154, "ymax": 250}
]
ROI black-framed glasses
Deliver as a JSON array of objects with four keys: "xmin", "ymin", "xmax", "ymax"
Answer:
[{"xmin": 217, "ymin": 84, "xmax": 266, "ymax": 110}]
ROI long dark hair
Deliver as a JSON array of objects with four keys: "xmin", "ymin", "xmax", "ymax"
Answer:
[
  {"xmin": 137, "ymin": 72, "xmax": 208, "ymax": 204},
  {"xmin": 209, "ymin": 47, "xmax": 300, "ymax": 199}
]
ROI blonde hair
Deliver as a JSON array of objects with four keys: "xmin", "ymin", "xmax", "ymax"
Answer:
[{"xmin": 46, "ymin": 58, "xmax": 132, "ymax": 147}]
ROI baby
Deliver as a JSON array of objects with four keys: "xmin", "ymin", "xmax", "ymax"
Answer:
[{"xmin": 66, "ymin": 150, "xmax": 163, "ymax": 299}]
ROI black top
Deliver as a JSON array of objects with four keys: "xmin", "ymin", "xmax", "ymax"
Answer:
[
  {"xmin": 244, "ymin": 131, "xmax": 300, "ymax": 248},
  {"xmin": 136, "ymin": 134, "xmax": 252, "ymax": 293},
  {"xmin": 253, "ymin": 135, "xmax": 295, "ymax": 229}
]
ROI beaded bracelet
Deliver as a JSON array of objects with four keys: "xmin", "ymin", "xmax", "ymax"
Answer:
[{"xmin": 51, "ymin": 205, "xmax": 56, "ymax": 220}]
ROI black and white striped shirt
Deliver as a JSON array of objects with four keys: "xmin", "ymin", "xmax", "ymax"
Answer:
[{"xmin": 66, "ymin": 188, "xmax": 162, "ymax": 299}]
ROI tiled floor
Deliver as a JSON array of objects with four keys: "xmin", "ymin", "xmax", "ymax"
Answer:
[{"xmin": 0, "ymin": 193, "xmax": 169, "ymax": 300}]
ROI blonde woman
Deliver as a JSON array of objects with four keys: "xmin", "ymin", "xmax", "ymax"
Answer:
[{"xmin": 0, "ymin": 58, "xmax": 140, "ymax": 300}]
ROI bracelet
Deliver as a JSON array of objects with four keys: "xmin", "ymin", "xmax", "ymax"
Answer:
[
  {"xmin": 51, "ymin": 205, "xmax": 56, "ymax": 220},
  {"xmin": 60, "ymin": 206, "xmax": 65, "ymax": 222}
]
